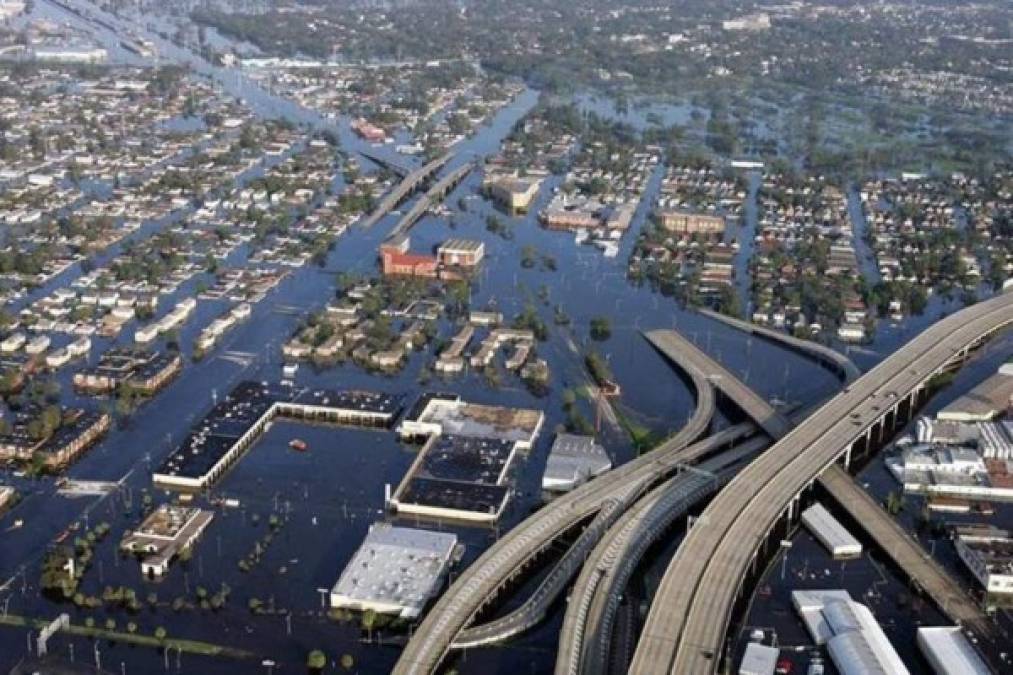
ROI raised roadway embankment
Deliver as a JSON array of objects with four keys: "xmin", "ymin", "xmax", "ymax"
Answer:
[{"xmin": 630, "ymin": 292, "xmax": 1013, "ymax": 675}]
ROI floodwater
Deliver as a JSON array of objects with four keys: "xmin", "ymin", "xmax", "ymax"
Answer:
[{"xmin": 0, "ymin": 1, "xmax": 1007, "ymax": 673}]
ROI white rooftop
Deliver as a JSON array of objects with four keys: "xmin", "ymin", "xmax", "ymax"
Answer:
[
  {"xmin": 542, "ymin": 433, "xmax": 612, "ymax": 491},
  {"xmin": 330, "ymin": 523, "xmax": 457, "ymax": 619},
  {"xmin": 792, "ymin": 589, "xmax": 909, "ymax": 675}
]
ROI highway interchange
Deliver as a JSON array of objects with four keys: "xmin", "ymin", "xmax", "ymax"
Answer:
[{"xmin": 394, "ymin": 291, "xmax": 1013, "ymax": 675}]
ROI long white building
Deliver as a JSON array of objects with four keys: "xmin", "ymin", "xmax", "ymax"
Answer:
[{"xmin": 792, "ymin": 589, "xmax": 909, "ymax": 675}]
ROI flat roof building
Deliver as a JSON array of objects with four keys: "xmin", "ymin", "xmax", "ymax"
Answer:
[
  {"xmin": 154, "ymin": 382, "xmax": 403, "ymax": 490},
  {"xmin": 542, "ymin": 433, "xmax": 612, "ymax": 492},
  {"xmin": 938, "ymin": 370, "xmax": 1013, "ymax": 422},
  {"xmin": 330, "ymin": 523, "xmax": 458, "ymax": 619},
  {"xmin": 953, "ymin": 526, "xmax": 1013, "ymax": 596},
  {"xmin": 398, "ymin": 394, "xmax": 543, "ymax": 449},
  {"xmin": 391, "ymin": 434, "xmax": 520, "ymax": 522},
  {"xmin": 792, "ymin": 589, "xmax": 909, "ymax": 675},
  {"xmin": 801, "ymin": 503, "xmax": 862, "ymax": 559},
  {"xmin": 121, "ymin": 504, "xmax": 214, "ymax": 577},
  {"xmin": 738, "ymin": 642, "xmax": 779, "ymax": 675},
  {"xmin": 437, "ymin": 239, "xmax": 485, "ymax": 268},
  {"xmin": 916, "ymin": 626, "xmax": 990, "ymax": 675}
]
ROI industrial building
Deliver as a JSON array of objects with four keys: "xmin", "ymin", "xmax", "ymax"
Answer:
[
  {"xmin": 792, "ymin": 589, "xmax": 909, "ymax": 675},
  {"xmin": 390, "ymin": 434, "xmax": 520, "ymax": 522},
  {"xmin": 541, "ymin": 433, "xmax": 612, "ymax": 492},
  {"xmin": 801, "ymin": 503, "xmax": 862, "ymax": 559},
  {"xmin": 937, "ymin": 366, "xmax": 1013, "ymax": 422},
  {"xmin": 153, "ymin": 382, "xmax": 404, "ymax": 490},
  {"xmin": 120, "ymin": 504, "xmax": 214, "ymax": 577},
  {"xmin": 886, "ymin": 444, "xmax": 1013, "ymax": 500},
  {"xmin": 916, "ymin": 626, "xmax": 990, "ymax": 675},
  {"xmin": 397, "ymin": 393, "xmax": 543, "ymax": 449},
  {"xmin": 330, "ymin": 523, "xmax": 459, "ymax": 618},
  {"xmin": 953, "ymin": 525, "xmax": 1013, "ymax": 597}
]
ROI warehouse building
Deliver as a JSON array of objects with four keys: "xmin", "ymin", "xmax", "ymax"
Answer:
[
  {"xmin": 801, "ymin": 503, "xmax": 862, "ymax": 559},
  {"xmin": 792, "ymin": 589, "xmax": 908, "ymax": 675},
  {"xmin": 916, "ymin": 626, "xmax": 989, "ymax": 675},
  {"xmin": 330, "ymin": 523, "xmax": 459, "ymax": 618},
  {"xmin": 542, "ymin": 433, "xmax": 612, "ymax": 492}
]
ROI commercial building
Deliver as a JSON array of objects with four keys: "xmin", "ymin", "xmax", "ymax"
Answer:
[
  {"xmin": 792, "ymin": 589, "xmax": 908, "ymax": 675},
  {"xmin": 397, "ymin": 393, "xmax": 543, "ymax": 449},
  {"xmin": 154, "ymin": 381, "xmax": 404, "ymax": 490},
  {"xmin": 656, "ymin": 210, "xmax": 726, "ymax": 235},
  {"xmin": 120, "ymin": 504, "xmax": 214, "ymax": 577},
  {"xmin": 330, "ymin": 523, "xmax": 459, "ymax": 618},
  {"xmin": 938, "ymin": 368, "xmax": 1013, "ymax": 422},
  {"xmin": 801, "ymin": 503, "xmax": 862, "ymax": 559},
  {"xmin": 541, "ymin": 433, "xmax": 612, "ymax": 492},
  {"xmin": 916, "ymin": 626, "xmax": 990, "ymax": 675},
  {"xmin": 436, "ymin": 239, "xmax": 485, "ymax": 268},
  {"xmin": 953, "ymin": 525, "xmax": 1013, "ymax": 596},
  {"xmin": 391, "ymin": 434, "xmax": 520, "ymax": 522},
  {"xmin": 393, "ymin": 393, "xmax": 544, "ymax": 522},
  {"xmin": 488, "ymin": 176, "xmax": 541, "ymax": 212}
]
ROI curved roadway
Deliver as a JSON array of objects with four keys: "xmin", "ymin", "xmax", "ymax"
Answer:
[
  {"xmin": 392, "ymin": 333, "xmax": 726, "ymax": 675},
  {"xmin": 697, "ymin": 308, "xmax": 861, "ymax": 384},
  {"xmin": 553, "ymin": 441, "xmax": 767, "ymax": 675},
  {"xmin": 630, "ymin": 292, "xmax": 1013, "ymax": 675}
]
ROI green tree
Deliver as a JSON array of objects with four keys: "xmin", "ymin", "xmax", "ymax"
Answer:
[{"xmin": 307, "ymin": 649, "xmax": 327, "ymax": 670}]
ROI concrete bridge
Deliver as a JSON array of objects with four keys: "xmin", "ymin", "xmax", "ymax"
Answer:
[
  {"xmin": 630, "ymin": 292, "xmax": 1013, "ymax": 675},
  {"xmin": 358, "ymin": 153, "xmax": 453, "ymax": 229}
]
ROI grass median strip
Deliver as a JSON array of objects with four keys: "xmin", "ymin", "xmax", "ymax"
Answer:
[{"xmin": 0, "ymin": 613, "xmax": 255, "ymax": 659}]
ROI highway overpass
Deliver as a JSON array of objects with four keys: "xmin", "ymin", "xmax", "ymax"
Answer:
[
  {"xmin": 630, "ymin": 291, "xmax": 1013, "ymax": 675},
  {"xmin": 395, "ymin": 323, "xmax": 793, "ymax": 674},
  {"xmin": 386, "ymin": 161, "xmax": 474, "ymax": 241},
  {"xmin": 358, "ymin": 152, "xmax": 453, "ymax": 229},
  {"xmin": 645, "ymin": 329, "xmax": 791, "ymax": 439}
]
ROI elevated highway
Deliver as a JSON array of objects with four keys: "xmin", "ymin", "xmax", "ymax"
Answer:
[
  {"xmin": 358, "ymin": 152, "xmax": 453, "ymax": 229},
  {"xmin": 554, "ymin": 442, "xmax": 766, "ymax": 675},
  {"xmin": 645, "ymin": 329, "xmax": 791, "ymax": 439},
  {"xmin": 819, "ymin": 464, "xmax": 992, "ymax": 634},
  {"xmin": 697, "ymin": 308, "xmax": 861, "ymax": 384},
  {"xmin": 386, "ymin": 161, "xmax": 474, "ymax": 241},
  {"xmin": 630, "ymin": 292, "xmax": 1013, "ymax": 675},
  {"xmin": 451, "ymin": 482, "xmax": 648, "ymax": 649},
  {"xmin": 395, "ymin": 324, "xmax": 787, "ymax": 674}
]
